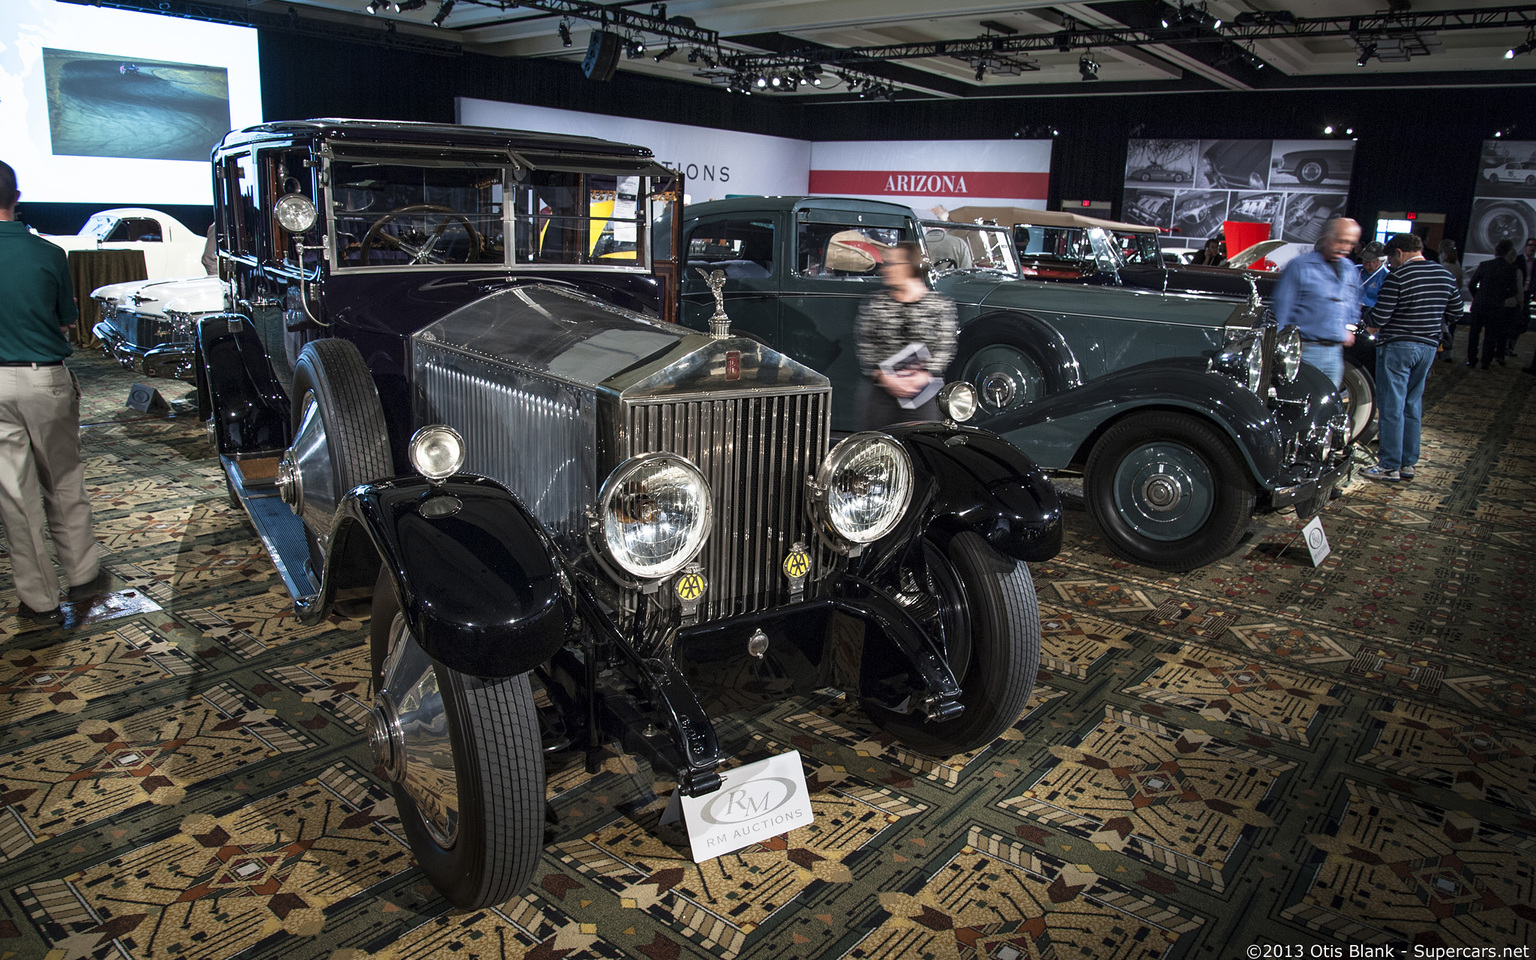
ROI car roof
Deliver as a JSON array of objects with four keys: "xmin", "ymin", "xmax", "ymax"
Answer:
[
  {"xmin": 953, "ymin": 206, "xmax": 1159, "ymax": 235},
  {"xmin": 218, "ymin": 118, "xmax": 658, "ymax": 159},
  {"xmin": 683, "ymin": 196, "xmax": 918, "ymax": 221}
]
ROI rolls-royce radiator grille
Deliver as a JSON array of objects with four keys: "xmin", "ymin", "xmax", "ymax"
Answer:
[
  {"xmin": 627, "ymin": 391, "xmax": 830, "ymax": 621},
  {"xmin": 416, "ymin": 356, "xmax": 596, "ymax": 546}
]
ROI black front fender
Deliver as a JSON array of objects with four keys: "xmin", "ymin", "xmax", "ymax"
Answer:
[
  {"xmin": 854, "ymin": 422, "xmax": 1063, "ymax": 573},
  {"xmin": 196, "ymin": 314, "xmax": 290, "ymax": 457},
  {"xmin": 332, "ymin": 474, "xmax": 570, "ymax": 679}
]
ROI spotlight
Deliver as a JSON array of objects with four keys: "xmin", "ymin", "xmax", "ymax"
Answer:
[
  {"xmin": 1357, "ymin": 43, "xmax": 1376, "ymax": 66},
  {"xmin": 654, "ymin": 44, "xmax": 677, "ymax": 62},
  {"xmin": 1508, "ymin": 32, "xmax": 1536, "ymax": 59},
  {"xmin": 975, "ymin": 61, "xmax": 986, "ymax": 81},
  {"xmin": 1346, "ymin": 127, "xmax": 1354, "ymax": 136},
  {"xmin": 755, "ymin": 75, "xmax": 767, "ymax": 88},
  {"xmin": 365, "ymin": 0, "xmax": 383, "ymax": 12},
  {"xmin": 1079, "ymin": 54, "xmax": 1099, "ymax": 81},
  {"xmin": 770, "ymin": 74, "xmax": 782, "ymax": 87},
  {"xmin": 626, "ymin": 38, "xmax": 645, "ymax": 59},
  {"xmin": 558, "ymin": 18, "xmax": 571, "ymax": 46},
  {"xmin": 1324, "ymin": 125, "xmax": 1334, "ymax": 134},
  {"xmin": 430, "ymin": 0, "xmax": 454, "ymax": 27}
]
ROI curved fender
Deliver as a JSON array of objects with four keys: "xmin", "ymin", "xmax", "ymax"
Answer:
[
  {"xmin": 851, "ymin": 422, "xmax": 1064, "ymax": 577},
  {"xmin": 951, "ymin": 310, "xmax": 1082, "ymax": 393},
  {"xmin": 327, "ymin": 474, "xmax": 570, "ymax": 679},
  {"xmin": 196, "ymin": 314, "xmax": 290, "ymax": 457},
  {"xmin": 984, "ymin": 356, "xmax": 1286, "ymax": 487}
]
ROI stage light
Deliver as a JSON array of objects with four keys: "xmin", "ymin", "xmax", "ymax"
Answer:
[
  {"xmin": 654, "ymin": 44, "xmax": 677, "ymax": 62},
  {"xmin": 975, "ymin": 62, "xmax": 986, "ymax": 81},
  {"xmin": 365, "ymin": 0, "xmax": 383, "ymax": 12},
  {"xmin": 430, "ymin": 0, "xmax": 454, "ymax": 27},
  {"xmin": 1357, "ymin": 43, "xmax": 1376, "ymax": 66},
  {"xmin": 558, "ymin": 18, "xmax": 572, "ymax": 46},
  {"xmin": 1079, "ymin": 54, "xmax": 1099, "ymax": 81}
]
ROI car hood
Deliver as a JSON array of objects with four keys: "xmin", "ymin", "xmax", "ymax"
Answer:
[
  {"xmin": 415, "ymin": 282, "xmax": 828, "ymax": 400},
  {"xmin": 95, "ymin": 276, "xmax": 226, "ymax": 317},
  {"xmin": 936, "ymin": 271, "xmax": 1246, "ymax": 328}
]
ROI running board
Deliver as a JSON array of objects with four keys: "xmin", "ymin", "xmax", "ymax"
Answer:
[{"xmin": 224, "ymin": 456, "xmax": 318, "ymax": 602}]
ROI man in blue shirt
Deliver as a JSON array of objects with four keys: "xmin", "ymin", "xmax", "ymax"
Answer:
[{"xmin": 1270, "ymin": 217, "xmax": 1362, "ymax": 388}]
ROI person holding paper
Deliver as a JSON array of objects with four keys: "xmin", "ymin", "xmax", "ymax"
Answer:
[{"xmin": 854, "ymin": 241, "xmax": 958, "ymax": 430}]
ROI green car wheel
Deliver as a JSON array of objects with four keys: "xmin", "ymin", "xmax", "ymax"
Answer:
[{"xmin": 1085, "ymin": 411, "xmax": 1256, "ymax": 571}]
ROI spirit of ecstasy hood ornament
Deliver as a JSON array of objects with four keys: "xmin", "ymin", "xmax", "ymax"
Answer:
[{"xmin": 696, "ymin": 267, "xmax": 731, "ymax": 338}]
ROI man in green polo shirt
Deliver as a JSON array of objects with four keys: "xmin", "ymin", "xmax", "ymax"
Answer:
[{"xmin": 0, "ymin": 160, "xmax": 103, "ymax": 624}]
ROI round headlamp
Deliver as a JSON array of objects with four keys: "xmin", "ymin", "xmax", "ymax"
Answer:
[
  {"xmin": 1215, "ymin": 333, "xmax": 1265, "ymax": 394},
  {"xmin": 273, "ymin": 193, "xmax": 318, "ymax": 234},
  {"xmin": 409, "ymin": 425, "xmax": 466, "ymax": 481},
  {"xmin": 599, "ymin": 455, "xmax": 711, "ymax": 579},
  {"xmin": 813, "ymin": 434, "xmax": 914, "ymax": 546},
  {"xmin": 937, "ymin": 381, "xmax": 979, "ymax": 423},
  {"xmin": 1276, "ymin": 325, "xmax": 1302, "ymax": 383}
]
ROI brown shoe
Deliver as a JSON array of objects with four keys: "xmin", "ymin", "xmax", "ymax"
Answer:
[
  {"xmin": 17, "ymin": 602, "xmax": 62, "ymax": 624},
  {"xmin": 66, "ymin": 569, "xmax": 112, "ymax": 603}
]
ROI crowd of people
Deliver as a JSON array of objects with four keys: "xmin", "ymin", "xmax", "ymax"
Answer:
[{"xmin": 1268, "ymin": 217, "xmax": 1534, "ymax": 484}]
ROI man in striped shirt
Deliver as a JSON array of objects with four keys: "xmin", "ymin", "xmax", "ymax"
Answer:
[{"xmin": 1363, "ymin": 233, "xmax": 1464, "ymax": 482}]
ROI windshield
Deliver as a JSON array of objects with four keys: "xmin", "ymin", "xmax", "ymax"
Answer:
[
  {"xmin": 329, "ymin": 156, "xmax": 676, "ymax": 271},
  {"xmin": 920, "ymin": 221, "xmax": 1021, "ymax": 277},
  {"xmin": 80, "ymin": 213, "xmax": 117, "ymax": 240}
]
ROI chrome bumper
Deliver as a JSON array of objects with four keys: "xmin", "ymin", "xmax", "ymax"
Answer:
[{"xmin": 93, "ymin": 322, "xmax": 196, "ymax": 381}]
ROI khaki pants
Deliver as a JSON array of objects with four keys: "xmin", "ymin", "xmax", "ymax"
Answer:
[{"xmin": 0, "ymin": 364, "xmax": 98, "ymax": 611}]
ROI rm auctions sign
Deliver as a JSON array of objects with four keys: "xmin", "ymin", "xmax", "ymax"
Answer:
[{"xmin": 671, "ymin": 750, "xmax": 814, "ymax": 862}]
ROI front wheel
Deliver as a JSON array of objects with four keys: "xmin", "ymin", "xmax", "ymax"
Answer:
[
  {"xmin": 369, "ymin": 573, "xmax": 545, "ymax": 910},
  {"xmin": 1084, "ymin": 411, "xmax": 1257, "ymax": 571},
  {"xmin": 1340, "ymin": 361, "xmax": 1377, "ymax": 445},
  {"xmin": 1297, "ymin": 159, "xmax": 1326, "ymax": 185},
  {"xmin": 864, "ymin": 532, "xmax": 1040, "ymax": 755}
]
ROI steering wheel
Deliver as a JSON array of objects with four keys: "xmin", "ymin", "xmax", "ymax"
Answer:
[
  {"xmin": 931, "ymin": 257, "xmax": 958, "ymax": 272},
  {"xmin": 360, "ymin": 204, "xmax": 482, "ymax": 265}
]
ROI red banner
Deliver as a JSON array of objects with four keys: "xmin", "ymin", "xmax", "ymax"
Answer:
[{"xmin": 808, "ymin": 169, "xmax": 1050, "ymax": 199}]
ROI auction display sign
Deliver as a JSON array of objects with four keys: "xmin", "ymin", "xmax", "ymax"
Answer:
[
  {"xmin": 1464, "ymin": 139, "xmax": 1536, "ymax": 273},
  {"xmin": 460, "ymin": 98, "xmax": 1053, "ymax": 214},
  {"xmin": 1123, "ymin": 138, "xmax": 1355, "ymax": 267}
]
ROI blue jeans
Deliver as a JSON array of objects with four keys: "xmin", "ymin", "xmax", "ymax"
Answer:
[
  {"xmin": 1300, "ymin": 342, "xmax": 1344, "ymax": 388},
  {"xmin": 1375, "ymin": 340, "xmax": 1437, "ymax": 471}
]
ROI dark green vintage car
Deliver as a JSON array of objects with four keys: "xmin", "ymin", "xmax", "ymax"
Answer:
[{"xmin": 679, "ymin": 197, "xmax": 1353, "ymax": 571}]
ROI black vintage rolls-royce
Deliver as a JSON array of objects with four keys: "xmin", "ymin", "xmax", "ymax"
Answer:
[{"xmin": 193, "ymin": 120, "xmax": 1062, "ymax": 910}]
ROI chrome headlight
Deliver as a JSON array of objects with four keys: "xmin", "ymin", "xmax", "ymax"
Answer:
[
  {"xmin": 937, "ymin": 381, "xmax": 978, "ymax": 423},
  {"xmin": 1214, "ymin": 333, "xmax": 1265, "ymax": 394},
  {"xmin": 274, "ymin": 193, "xmax": 318, "ymax": 234},
  {"xmin": 1275, "ymin": 325, "xmax": 1302, "ymax": 383},
  {"xmin": 409, "ymin": 424, "xmax": 465, "ymax": 481},
  {"xmin": 812, "ymin": 434, "xmax": 913, "ymax": 546},
  {"xmin": 599, "ymin": 454, "xmax": 711, "ymax": 580},
  {"xmin": 96, "ymin": 299, "xmax": 117, "ymax": 321}
]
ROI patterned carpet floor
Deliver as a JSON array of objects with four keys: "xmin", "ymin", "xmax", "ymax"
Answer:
[{"xmin": 0, "ymin": 337, "xmax": 1532, "ymax": 960}]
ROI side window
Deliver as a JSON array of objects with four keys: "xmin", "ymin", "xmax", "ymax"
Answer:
[
  {"xmin": 220, "ymin": 153, "xmax": 261, "ymax": 259},
  {"xmin": 796, "ymin": 222, "xmax": 904, "ymax": 278},
  {"xmin": 264, "ymin": 147, "xmax": 319, "ymax": 266},
  {"xmin": 685, "ymin": 219, "xmax": 774, "ymax": 279},
  {"xmin": 104, "ymin": 218, "xmax": 161, "ymax": 242}
]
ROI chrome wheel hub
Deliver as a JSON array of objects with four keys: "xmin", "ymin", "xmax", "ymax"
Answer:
[
  {"xmin": 1140, "ymin": 473, "xmax": 1184, "ymax": 512},
  {"xmin": 376, "ymin": 615, "xmax": 460, "ymax": 849},
  {"xmin": 981, "ymin": 372, "xmax": 1018, "ymax": 411}
]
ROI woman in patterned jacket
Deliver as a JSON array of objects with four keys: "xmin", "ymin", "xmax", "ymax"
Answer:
[{"xmin": 853, "ymin": 241, "xmax": 958, "ymax": 431}]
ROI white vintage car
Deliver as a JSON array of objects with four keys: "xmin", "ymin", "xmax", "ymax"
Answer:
[
  {"xmin": 92, "ymin": 275, "xmax": 227, "ymax": 381},
  {"xmin": 45, "ymin": 207, "xmax": 209, "ymax": 279},
  {"xmin": 1484, "ymin": 161, "xmax": 1536, "ymax": 186}
]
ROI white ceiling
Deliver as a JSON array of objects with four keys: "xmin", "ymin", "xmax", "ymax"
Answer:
[{"xmin": 250, "ymin": 0, "xmax": 1536, "ymax": 97}]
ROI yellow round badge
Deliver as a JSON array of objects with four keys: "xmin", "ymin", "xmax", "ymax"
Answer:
[
  {"xmin": 783, "ymin": 550, "xmax": 810, "ymax": 579},
  {"xmin": 675, "ymin": 573, "xmax": 705, "ymax": 601}
]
